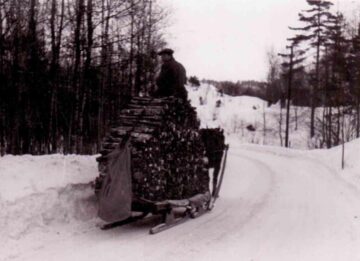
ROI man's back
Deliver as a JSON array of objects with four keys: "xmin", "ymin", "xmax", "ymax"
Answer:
[{"xmin": 155, "ymin": 49, "xmax": 187, "ymax": 100}]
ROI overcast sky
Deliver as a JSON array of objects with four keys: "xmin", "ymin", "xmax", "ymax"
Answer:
[{"xmin": 158, "ymin": 0, "xmax": 359, "ymax": 82}]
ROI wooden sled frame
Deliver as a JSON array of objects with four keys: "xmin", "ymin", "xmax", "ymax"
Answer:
[{"xmin": 101, "ymin": 191, "xmax": 212, "ymax": 234}]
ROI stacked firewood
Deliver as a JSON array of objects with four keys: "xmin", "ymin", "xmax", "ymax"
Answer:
[{"xmin": 95, "ymin": 97, "xmax": 209, "ymax": 201}]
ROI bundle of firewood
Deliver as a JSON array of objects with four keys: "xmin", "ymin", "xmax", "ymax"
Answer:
[{"xmin": 96, "ymin": 97, "xmax": 209, "ymax": 201}]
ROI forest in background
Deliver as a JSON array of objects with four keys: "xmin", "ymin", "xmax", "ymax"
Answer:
[
  {"xmin": 0, "ymin": 0, "xmax": 167, "ymax": 155},
  {"xmin": 266, "ymin": 0, "xmax": 360, "ymax": 149},
  {"xmin": 202, "ymin": 1, "xmax": 360, "ymax": 151}
]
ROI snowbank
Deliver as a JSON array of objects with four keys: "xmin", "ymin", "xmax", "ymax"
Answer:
[
  {"xmin": 0, "ymin": 155, "xmax": 99, "ymax": 241},
  {"xmin": 1, "ymin": 154, "xmax": 97, "ymax": 201},
  {"xmin": 323, "ymin": 138, "xmax": 360, "ymax": 170},
  {"xmin": 310, "ymin": 138, "xmax": 360, "ymax": 191}
]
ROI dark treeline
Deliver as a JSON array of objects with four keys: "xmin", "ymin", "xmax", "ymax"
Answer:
[
  {"xmin": 202, "ymin": 80, "xmax": 268, "ymax": 99},
  {"xmin": 267, "ymin": 0, "xmax": 360, "ymax": 148},
  {"xmin": 203, "ymin": 78, "xmax": 309, "ymax": 107},
  {"xmin": 0, "ymin": 0, "xmax": 167, "ymax": 155}
]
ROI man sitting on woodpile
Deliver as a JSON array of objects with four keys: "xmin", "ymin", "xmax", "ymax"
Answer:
[{"xmin": 154, "ymin": 48, "xmax": 188, "ymax": 100}]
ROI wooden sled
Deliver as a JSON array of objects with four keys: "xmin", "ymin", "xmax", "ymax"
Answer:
[{"xmin": 100, "ymin": 143, "xmax": 229, "ymax": 235}]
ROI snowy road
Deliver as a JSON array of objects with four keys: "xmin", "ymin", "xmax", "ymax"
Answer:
[{"xmin": 4, "ymin": 145, "xmax": 360, "ymax": 261}]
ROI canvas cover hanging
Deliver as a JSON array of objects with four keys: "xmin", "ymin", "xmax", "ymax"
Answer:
[{"xmin": 98, "ymin": 141, "xmax": 132, "ymax": 222}]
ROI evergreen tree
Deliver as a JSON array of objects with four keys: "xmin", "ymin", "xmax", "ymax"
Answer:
[
  {"xmin": 289, "ymin": 0, "xmax": 334, "ymax": 137},
  {"xmin": 348, "ymin": 23, "xmax": 360, "ymax": 138},
  {"xmin": 322, "ymin": 12, "xmax": 349, "ymax": 147},
  {"xmin": 189, "ymin": 76, "xmax": 201, "ymax": 87}
]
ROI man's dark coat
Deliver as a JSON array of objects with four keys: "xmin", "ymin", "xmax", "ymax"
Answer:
[{"xmin": 155, "ymin": 58, "xmax": 187, "ymax": 100}]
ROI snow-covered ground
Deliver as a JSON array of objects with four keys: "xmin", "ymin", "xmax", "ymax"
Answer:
[{"xmin": 2, "ymin": 85, "xmax": 360, "ymax": 260}]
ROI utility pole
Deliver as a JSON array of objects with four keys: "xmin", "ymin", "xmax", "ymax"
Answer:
[{"xmin": 279, "ymin": 38, "xmax": 305, "ymax": 148}]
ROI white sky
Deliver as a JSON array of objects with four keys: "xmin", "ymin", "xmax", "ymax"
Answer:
[{"xmin": 158, "ymin": 0, "xmax": 359, "ymax": 82}]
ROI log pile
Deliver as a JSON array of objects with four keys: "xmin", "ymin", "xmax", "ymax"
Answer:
[{"xmin": 95, "ymin": 97, "xmax": 209, "ymax": 202}]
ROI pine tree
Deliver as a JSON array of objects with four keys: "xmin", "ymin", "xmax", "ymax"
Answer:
[
  {"xmin": 322, "ymin": 12, "xmax": 349, "ymax": 147},
  {"xmin": 348, "ymin": 23, "xmax": 360, "ymax": 138},
  {"xmin": 289, "ymin": 0, "xmax": 334, "ymax": 138}
]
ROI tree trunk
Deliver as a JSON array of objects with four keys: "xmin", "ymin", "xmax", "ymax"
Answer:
[
  {"xmin": 285, "ymin": 46, "xmax": 294, "ymax": 148},
  {"xmin": 49, "ymin": 0, "xmax": 64, "ymax": 153},
  {"xmin": 129, "ymin": 0, "xmax": 135, "ymax": 95},
  {"xmin": 72, "ymin": 0, "xmax": 85, "ymax": 153},
  {"xmin": 0, "ymin": 0, "xmax": 4, "ymax": 155},
  {"xmin": 341, "ymin": 107, "xmax": 345, "ymax": 169},
  {"xmin": 357, "ymin": 95, "xmax": 360, "ymax": 138},
  {"xmin": 279, "ymin": 104, "xmax": 283, "ymax": 147}
]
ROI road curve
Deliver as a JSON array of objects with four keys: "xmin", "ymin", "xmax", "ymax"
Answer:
[{"xmin": 6, "ymin": 145, "xmax": 360, "ymax": 261}]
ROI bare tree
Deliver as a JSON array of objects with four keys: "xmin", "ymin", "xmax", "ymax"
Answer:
[{"xmin": 0, "ymin": 0, "xmax": 168, "ymax": 155}]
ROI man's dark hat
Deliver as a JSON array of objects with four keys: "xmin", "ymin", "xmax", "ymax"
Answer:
[{"xmin": 158, "ymin": 48, "xmax": 174, "ymax": 56}]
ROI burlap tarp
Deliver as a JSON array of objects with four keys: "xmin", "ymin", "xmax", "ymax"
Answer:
[{"xmin": 98, "ymin": 141, "xmax": 132, "ymax": 222}]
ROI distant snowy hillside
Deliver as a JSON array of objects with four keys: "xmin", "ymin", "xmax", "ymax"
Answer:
[
  {"xmin": 187, "ymin": 83, "xmax": 266, "ymax": 129},
  {"xmin": 187, "ymin": 83, "xmax": 317, "ymax": 149}
]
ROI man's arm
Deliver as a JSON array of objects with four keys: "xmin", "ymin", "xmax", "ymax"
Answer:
[{"xmin": 174, "ymin": 62, "xmax": 186, "ymax": 86}]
